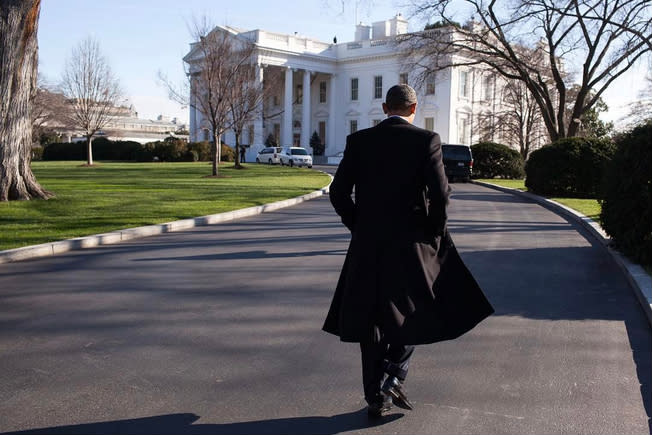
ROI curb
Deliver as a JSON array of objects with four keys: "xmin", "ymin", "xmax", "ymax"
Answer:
[
  {"xmin": 0, "ymin": 172, "xmax": 333, "ymax": 265},
  {"xmin": 472, "ymin": 180, "xmax": 652, "ymax": 327}
]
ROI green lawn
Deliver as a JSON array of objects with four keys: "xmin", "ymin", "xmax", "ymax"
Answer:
[
  {"xmin": 0, "ymin": 161, "xmax": 331, "ymax": 251},
  {"xmin": 475, "ymin": 178, "xmax": 601, "ymax": 220}
]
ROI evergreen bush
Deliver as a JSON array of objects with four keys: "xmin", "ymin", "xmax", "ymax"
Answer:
[
  {"xmin": 42, "ymin": 139, "xmax": 142, "ymax": 161},
  {"xmin": 42, "ymin": 142, "xmax": 86, "ymax": 160},
  {"xmin": 187, "ymin": 141, "xmax": 212, "ymax": 161},
  {"xmin": 525, "ymin": 137, "xmax": 616, "ymax": 197},
  {"xmin": 310, "ymin": 131, "xmax": 324, "ymax": 156},
  {"xmin": 221, "ymin": 143, "xmax": 235, "ymax": 162},
  {"xmin": 470, "ymin": 142, "xmax": 524, "ymax": 179},
  {"xmin": 264, "ymin": 134, "xmax": 278, "ymax": 147},
  {"xmin": 600, "ymin": 121, "xmax": 651, "ymax": 267}
]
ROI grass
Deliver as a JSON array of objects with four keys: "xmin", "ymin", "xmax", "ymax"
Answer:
[
  {"xmin": 475, "ymin": 178, "xmax": 601, "ymax": 220},
  {"xmin": 0, "ymin": 161, "xmax": 331, "ymax": 251}
]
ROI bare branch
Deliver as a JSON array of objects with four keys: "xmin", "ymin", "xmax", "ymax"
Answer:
[{"xmin": 60, "ymin": 36, "xmax": 123, "ymax": 165}]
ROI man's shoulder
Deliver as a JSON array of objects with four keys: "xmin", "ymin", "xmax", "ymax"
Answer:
[{"xmin": 402, "ymin": 123, "xmax": 438, "ymax": 139}]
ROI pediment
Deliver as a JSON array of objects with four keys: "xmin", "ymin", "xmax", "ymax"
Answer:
[
  {"xmin": 314, "ymin": 109, "xmax": 329, "ymax": 117},
  {"xmin": 345, "ymin": 109, "xmax": 361, "ymax": 117},
  {"xmin": 368, "ymin": 107, "xmax": 384, "ymax": 116}
]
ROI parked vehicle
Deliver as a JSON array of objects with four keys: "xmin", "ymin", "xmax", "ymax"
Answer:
[
  {"xmin": 256, "ymin": 147, "xmax": 282, "ymax": 164},
  {"xmin": 279, "ymin": 147, "xmax": 313, "ymax": 168},
  {"xmin": 442, "ymin": 144, "xmax": 473, "ymax": 182}
]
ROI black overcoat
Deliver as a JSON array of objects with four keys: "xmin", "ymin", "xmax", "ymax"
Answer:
[{"xmin": 323, "ymin": 117, "xmax": 494, "ymax": 345}]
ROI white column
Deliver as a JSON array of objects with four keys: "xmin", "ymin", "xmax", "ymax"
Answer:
[
  {"xmin": 189, "ymin": 79, "xmax": 197, "ymax": 142},
  {"xmin": 327, "ymin": 73, "xmax": 337, "ymax": 155},
  {"xmin": 301, "ymin": 70, "xmax": 311, "ymax": 152},
  {"xmin": 189, "ymin": 105, "xmax": 196, "ymax": 142},
  {"xmin": 283, "ymin": 67, "xmax": 293, "ymax": 147},
  {"xmin": 252, "ymin": 64, "xmax": 265, "ymax": 156}
]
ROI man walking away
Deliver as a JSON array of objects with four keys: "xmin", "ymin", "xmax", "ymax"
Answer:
[{"xmin": 323, "ymin": 84, "xmax": 494, "ymax": 418}]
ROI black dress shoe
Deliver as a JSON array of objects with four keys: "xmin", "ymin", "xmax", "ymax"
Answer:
[
  {"xmin": 367, "ymin": 393, "xmax": 393, "ymax": 418},
  {"xmin": 381, "ymin": 376, "xmax": 413, "ymax": 410}
]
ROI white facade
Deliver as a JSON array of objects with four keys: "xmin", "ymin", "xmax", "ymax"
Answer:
[{"xmin": 185, "ymin": 16, "xmax": 516, "ymax": 161}]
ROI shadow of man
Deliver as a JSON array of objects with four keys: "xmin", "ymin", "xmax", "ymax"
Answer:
[{"xmin": 2, "ymin": 409, "xmax": 404, "ymax": 435}]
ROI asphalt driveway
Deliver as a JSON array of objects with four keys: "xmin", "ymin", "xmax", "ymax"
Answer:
[{"xmin": 0, "ymin": 182, "xmax": 649, "ymax": 434}]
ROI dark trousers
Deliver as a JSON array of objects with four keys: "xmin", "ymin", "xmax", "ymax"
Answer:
[{"xmin": 360, "ymin": 342, "xmax": 414, "ymax": 403}]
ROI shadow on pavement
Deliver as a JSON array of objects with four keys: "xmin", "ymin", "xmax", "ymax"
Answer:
[
  {"xmin": 131, "ymin": 249, "xmax": 347, "ymax": 262},
  {"xmin": 2, "ymin": 410, "xmax": 404, "ymax": 435}
]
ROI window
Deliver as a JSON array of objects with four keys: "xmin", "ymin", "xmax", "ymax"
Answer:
[
  {"xmin": 273, "ymin": 95, "xmax": 280, "ymax": 106},
  {"xmin": 202, "ymin": 129, "xmax": 209, "ymax": 141},
  {"xmin": 459, "ymin": 70, "xmax": 469, "ymax": 98},
  {"xmin": 273, "ymin": 123, "xmax": 280, "ymax": 142},
  {"xmin": 297, "ymin": 84, "xmax": 303, "ymax": 104},
  {"xmin": 426, "ymin": 74, "xmax": 436, "ymax": 95},
  {"xmin": 350, "ymin": 119, "xmax": 358, "ymax": 134},
  {"xmin": 374, "ymin": 76, "xmax": 383, "ymax": 99},
  {"xmin": 319, "ymin": 121, "xmax": 326, "ymax": 145},
  {"xmin": 372, "ymin": 119, "xmax": 382, "ymax": 126},
  {"xmin": 425, "ymin": 117, "xmax": 434, "ymax": 131},
  {"xmin": 399, "ymin": 73, "xmax": 408, "ymax": 85},
  {"xmin": 319, "ymin": 81, "xmax": 327, "ymax": 103},
  {"xmin": 351, "ymin": 78, "xmax": 359, "ymax": 101},
  {"xmin": 483, "ymin": 75, "xmax": 493, "ymax": 101},
  {"xmin": 248, "ymin": 125, "xmax": 254, "ymax": 144},
  {"xmin": 458, "ymin": 116, "xmax": 469, "ymax": 144}
]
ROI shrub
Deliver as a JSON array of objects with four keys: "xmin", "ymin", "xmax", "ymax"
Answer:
[
  {"xmin": 310, "ymin": 131, "xmax": 324, "ymax": 156},
  {"xmin": 42, "ymin": 139, "xmax": 142, "ymax": 161},
  {"xmin": 187, "ymin": 141, "xmax": 212, "ymax": 161},
  {"xmin": 142, "ymin": 137, "xmax": 188, "ymax": 162},
  {"xmin": 265, "ymin": 133, "xmax": 278, "ymax": 147},
  {"xmin": 525, "ymin": 137, "xmax": 616, "ymax": 197},
  {"xmin": 31, "ymin": 145, "xmax": 44, "ymax": 161},
  {"xmin": 600, "ymin": 121, "xmax": 651, "ymax": 267},
  {"xmin": 42, "ymin": 142, "xmax": 86, "ymax": 160},
  {"xmin": 470, "ymin": 142, "xmax": 524, "ymax": 179},
  {"xmin": 91, "ymin": 137, "xmax": 141, "ymax": 160},
  {"xmin": 221, "ymin": 143, "xmax": 235, "ymax": 162}
]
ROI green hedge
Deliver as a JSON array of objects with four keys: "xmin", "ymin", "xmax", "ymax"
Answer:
[
  {"xmin": 42, "ymin": 138, "xmax": 234, "ymax": 163},
  {"xmin": 43, "ymin": 138, "xmax": 141, "ymax": 161},
  {"xmin": 470, "ymin": 142, "xmax": 524, "ymax": 179},
  {"xmin": 525, "ymin": 137, "xmax": 616, "ymax": 197},
  {"xmin": 600, "ymin": 122, "xmax": 651, "ymax": 267}
]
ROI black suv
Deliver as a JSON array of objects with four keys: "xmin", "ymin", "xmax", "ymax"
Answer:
[{"xmin": 442, "ymin": 144, "xmax": 473, "ymax": 182}]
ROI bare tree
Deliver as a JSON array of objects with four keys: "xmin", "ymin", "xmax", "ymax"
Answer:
[
  {"xmin": 407, "ymin": 0, "xmax": 652, "ymax": 141},
  {"xmin": 624, "ymin": 59, "xmax": 652, "ymax": 125},
  {"xmin": 476, "ymin": 79, "xmax": 546, "ymax": 159},
  {"xmin": 226, "ymin": 62, "xmax": 264, "ymax": 168},
  {"xmin": 166, "ymin": 18, "xmax": 261, "ymax": 177},
  {"xmin": 31, "ymin": 75, "xmax": 68, "ymax": 144},
  {"xmin": 60, "ymin": 37, "xmax": 122, "ymax": 166},
  {"xmin": 0, "ymin": 0, "xmax": 52, "ymax": 201}
]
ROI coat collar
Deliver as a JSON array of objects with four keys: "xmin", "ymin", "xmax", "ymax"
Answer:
[{"xmin": 378, "ymin": 116, "xmax": 411, "ymax": 127}]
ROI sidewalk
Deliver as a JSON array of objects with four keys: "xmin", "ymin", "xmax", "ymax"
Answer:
[{"xmin": 473, "ymin": 180, "xmax": 652, "ymax": 327}]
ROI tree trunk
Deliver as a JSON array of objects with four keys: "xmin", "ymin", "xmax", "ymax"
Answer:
[
  {"xmin": 0, "ymin": 0, "xmax": 52, "ymax": 201},
  {"xmin": 211, "ymin": 129, "xmax": 220, "ymax": 176},
  {"xmin": 234, "ymin": 132, "xmax": 242, "ymax": 169},
  {"xmin": 86, "ymin": 135, "xmax": 94, "ymax": 165}
]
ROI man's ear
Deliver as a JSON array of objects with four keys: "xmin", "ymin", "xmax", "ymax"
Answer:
[
  {"xmin": 409, "ymin": 103, "xmax": 417, "ymax": 115},
  {"xmin": 382, "ymin": 103, "xmax": 389, "ymax": 114}
]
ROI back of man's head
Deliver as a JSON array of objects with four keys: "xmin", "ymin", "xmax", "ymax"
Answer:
[{"xmin": 385, "ymin": 84, "xmax": 418, "ymax": 113}]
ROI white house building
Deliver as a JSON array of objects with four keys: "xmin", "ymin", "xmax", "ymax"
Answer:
[{"xmin": 185, "ymin": 15, "xmax": 531, "ymax": 160}]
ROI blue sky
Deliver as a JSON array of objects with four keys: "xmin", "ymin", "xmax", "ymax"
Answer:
[
  {"xmin": 38, "ymin": 0, "xmax": 406, "ymax": 123},
  {"xmin": 37, "ymin": 0, "xmax": 648, "ymax": 127}
]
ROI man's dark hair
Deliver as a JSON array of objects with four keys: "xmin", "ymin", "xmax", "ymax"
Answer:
[{"xmin": 385, "ymin": 84, "xmax": 418, "ymax": 111}]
